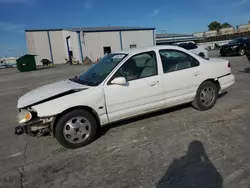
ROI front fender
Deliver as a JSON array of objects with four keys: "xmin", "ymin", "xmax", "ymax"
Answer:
[{"xmin": 32, "ymin": 87, "xmax": 106, "ymax": 118}]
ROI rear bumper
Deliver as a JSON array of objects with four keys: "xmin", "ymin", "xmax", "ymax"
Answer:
[{"xmin": 218, "ymin": 74, "xmax": 235, "ymax": 94}]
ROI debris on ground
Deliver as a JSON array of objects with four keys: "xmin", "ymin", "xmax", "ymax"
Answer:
[{"xmin": 83, "ymin": 56, "xmax": 93, "ymax": 64}]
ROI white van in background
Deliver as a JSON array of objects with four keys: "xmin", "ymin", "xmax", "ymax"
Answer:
[{"xmin": 173, "ymin": 41, "xmax": 209, "ymax": 58}]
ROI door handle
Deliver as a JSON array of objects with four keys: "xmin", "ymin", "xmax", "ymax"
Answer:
[
  {"xmin": 193, "ymin": 72, "xmax": 200, "ymax": 76},
  {"xmin": 149, "ymin": 81, "xmax": 159, "ymax": 86}
]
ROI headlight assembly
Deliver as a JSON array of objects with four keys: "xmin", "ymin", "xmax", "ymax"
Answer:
[{"xmin": 17, "ymin": 110, "xmax": 32, "ymax": 124}]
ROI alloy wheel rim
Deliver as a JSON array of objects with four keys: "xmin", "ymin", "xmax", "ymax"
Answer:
[
  {"xmin": 200, "ymin": 87, "xmax": 215, "ymax": 106},
  {"xmin": 240, "ymin": 49, "xmax": 244, "ymax": 55},
  {"xmin": 63, "ymin": 116, "xmax": 91, "ymax": 144}
]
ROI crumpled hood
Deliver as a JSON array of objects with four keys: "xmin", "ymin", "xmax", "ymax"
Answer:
[{"xmin": 17, "ymin": 79, "xmax": 90, "ymax": 109}]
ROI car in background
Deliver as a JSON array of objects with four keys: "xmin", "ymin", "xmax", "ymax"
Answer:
[
  {"xmin": 246, "ymin": 46, "xmax": 250, "ymax": 62},
  {"xmin": 15, "ymin": 45, "xmax": 235, "ymax": 149},
  {"xmin": 220, "ymin": 37, "xmax": 250, "ymax": 57},
  {"xmin": 172, "ymin": 41, "xmax": 209, "ymax": 58}
]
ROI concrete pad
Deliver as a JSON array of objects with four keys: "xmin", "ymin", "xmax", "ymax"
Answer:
[{"xmin": 0, "ymin": 57, "xmax": 250, "ymax": 188}]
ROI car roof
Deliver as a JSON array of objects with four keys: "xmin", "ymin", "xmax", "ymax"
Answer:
[
  {"xmin": 174, "ymin": 41, "xmax": 195, "ymax": 45},
  {"xmin": 235, "ymin": 37, "xmax": 250, "ymax": 40},
  {"xmin": 113, "ymin": 45, "xmax": 185, "ymax": 56}
]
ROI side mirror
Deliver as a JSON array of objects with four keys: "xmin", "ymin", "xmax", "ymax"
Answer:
[{"xmin": 111, "ymin": 77, "xmax": 127, "ymax": 85}]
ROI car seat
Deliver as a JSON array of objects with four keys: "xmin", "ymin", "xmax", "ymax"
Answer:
[
  {"xmin": 140, "ymin": 58, "xmax": 156, "ymax": 78},
  {"xmin": 122, "ymin": 59, "xmax": 139, "ymax": 80}
]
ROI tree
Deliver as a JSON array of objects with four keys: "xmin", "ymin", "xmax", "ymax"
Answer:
[
  {"xmin": 208, "ymin": 21, "xmax": 233, "ymax": 31},
  {"xmin": 208, "ymin": 21, "xmax": 221, "ymax": 31},
  {"xmin": 221, "ymin": 22, "xmax": 232, "ymax": 28}
]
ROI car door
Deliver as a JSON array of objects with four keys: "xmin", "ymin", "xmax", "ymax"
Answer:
[
  {"xmin": 104, "ymin": 51, "xmax": 165, "ymax": 122},
  {"xmin": 159, "ymin": 49, "xmax": 203, "ymax": 106}
]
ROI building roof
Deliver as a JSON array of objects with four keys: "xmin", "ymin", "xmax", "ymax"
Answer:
[
  {"xmin": 25, "ymin": 26, "xmax": 155, "ymax": 32},
  {"xmin": 25, "ymin": 29, "xmax": 63, "ymax": 32},
  {"xmin": 156, "ymin": 33, "xmax": 193, "ymax": 38},
  {"xmin": 68, "ymin": 26, "xmax": 155, "ymax": 32}
]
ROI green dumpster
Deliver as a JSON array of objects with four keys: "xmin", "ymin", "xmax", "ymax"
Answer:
[{"xmin": 16, "ymin": 54, "xmax": 37, "ymax": 72}]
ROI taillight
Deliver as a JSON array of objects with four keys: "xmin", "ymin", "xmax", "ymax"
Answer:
[{"xmin": 228, "ymin": 62, "xmax": 231, "ymax": 68}]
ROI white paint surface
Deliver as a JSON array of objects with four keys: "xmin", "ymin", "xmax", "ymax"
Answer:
[
  {"xmin": 82, "ymin": 31, "xmax": 121, "ymax": 61},
  {"xmin": 121, "ymin": 30, "xmax": 154, "ymax": 50},
  {"xmin": 49, "ymin": 31, "xmax": 66, "ymax": 64},
  {"xmin": 26, "ymin": 31, "xmax": 51, "ymax": 65},
  {"xmin": 62, "ymin": 31, "xmax": 81, "ymax": 62},
  {"xmin": 18, "ymin": 45, "xmax": 235, "ymax": 126}
]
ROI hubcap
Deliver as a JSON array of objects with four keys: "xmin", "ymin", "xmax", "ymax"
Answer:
[
  {"xmin": 240, "ymin": 49, "xmax": 245, "ymax": 55},
  {"xmin": 63, "ymin": 116, "xmax": 91, "ymax": 144},
  {"xmin": 200, "ymin": 87, "xmax": 215, "ymax": 106}
]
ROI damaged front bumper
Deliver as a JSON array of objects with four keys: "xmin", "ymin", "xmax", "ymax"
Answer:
[
  {"xmin": 15, "ymin": 119, "xmax": 42, "ymax": 135},
  {"xmin": 15, "ymin": 125, "xmax": 25, "ymax": 135},
  {"xmin": 15, "ymin": 117, "xmax": 53, "ymax": 137}
]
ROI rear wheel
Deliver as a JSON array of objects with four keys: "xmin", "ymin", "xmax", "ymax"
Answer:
[
  {"xmin": 192, "ymin": 81, "xmax": 218, "ymax": 111},
  {"xmin": 239, "ymin": 48, "xmax": 245, "ymax": 56},
  {"xmin": 199, "ymin": 52, "xmax": 205, "ymax": 58},
  {"xmin": 55, "ymin": 109, "xmax": 97, "ymax": 149}
]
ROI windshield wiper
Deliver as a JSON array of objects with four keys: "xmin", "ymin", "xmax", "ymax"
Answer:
[
  {"xmin": 71, "ymin": 77, "xmax": 100, "ymax": 86},
  {"xmin": 69, "ymin": 76, "xmax": 79, "ymax": 82},
  {"xmin": 70, "ymin": 77, "xmax": 90, "ymax": 85}
]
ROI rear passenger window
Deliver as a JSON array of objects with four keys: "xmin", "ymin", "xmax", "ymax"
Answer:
[{"xmin": 159, "ymin": 50, "xmax": 199, "ymax": 73}]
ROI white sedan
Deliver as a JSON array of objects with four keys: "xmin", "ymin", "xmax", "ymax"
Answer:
[{"xmin": 15, "ymin": 45, "xmax": 235, "ymax": 149}]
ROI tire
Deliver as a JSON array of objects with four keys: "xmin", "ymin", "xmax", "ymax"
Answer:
[
  {"xmin": 219, "ymin": 50, "xmax": 226, "ymax": 57},
  {"xmin": 199, "ymin": 52, "xmax": 205, "ymax": 58},
  {"xmin": 55, "ymin": 109, "xmax": 97, "ymax": 149},
  {"xmin": 239, "ymin": 48, "xmax": 245, "ymax": 56},
  {"xmin": 192, "ymin": 81, "xmax": 218, "ymax": 111},
  {"xmin": 246, "ymin": 53, "xmax": 250, "ymax": 62}
]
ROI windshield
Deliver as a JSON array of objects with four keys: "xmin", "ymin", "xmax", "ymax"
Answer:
[
  {"xmin": 229, "ymin": 38, "xmax": 243, "ymax": 45},
  {"xmin": 72, "ymin": 53, "xmax": 127, "ymax": 86}
]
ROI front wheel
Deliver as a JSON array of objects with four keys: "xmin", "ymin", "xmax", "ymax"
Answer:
[
  {"xmin": 55, "ymin": 109, "xmax": 97, "ymax": 149},
  {"xmin": 192, "ymin": 81, "xmax": 218, "ymax": 111}
]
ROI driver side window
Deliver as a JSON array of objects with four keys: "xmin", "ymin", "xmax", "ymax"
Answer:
[{"xmin": 113, "ymin": 51, "xmax": 158, "ymax": 82}]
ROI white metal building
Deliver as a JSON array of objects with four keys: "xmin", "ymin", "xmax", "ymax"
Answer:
[{"xmin": 25, "ymin": 26, "xmax": 156, "ymax": 65}]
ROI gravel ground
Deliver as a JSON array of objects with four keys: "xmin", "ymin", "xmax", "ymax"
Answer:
[{"xmin": 0, "ymin": 53, "xmax": 250, "ymax": 188}]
